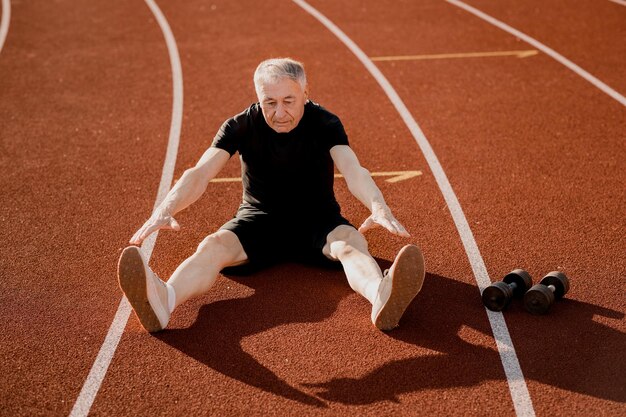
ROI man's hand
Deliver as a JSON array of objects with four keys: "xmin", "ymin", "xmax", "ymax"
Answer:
[
  {"xmin": 358, "ymin": 203, "xmax": 410, "ymax": 238},
  {"xmin": 129, "ymin": 207, "xmax": 181, "ymax": 245}
]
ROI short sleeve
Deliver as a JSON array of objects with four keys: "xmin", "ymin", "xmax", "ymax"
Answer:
[
  {"xmin": 325, "ymin": 117, "xmax": 349, "ymax": 150},
  {"xmin": 211, "ymin": 118, "xmax": 241, "ymax": 156},
  {"xmin": 307, "ymin": 101, "xmax": 349, "ymax": 151}
]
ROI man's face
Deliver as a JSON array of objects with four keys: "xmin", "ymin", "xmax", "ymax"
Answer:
[{"xmin": 257, "ymin": 78, "xmax": 308, "ymax": 133}]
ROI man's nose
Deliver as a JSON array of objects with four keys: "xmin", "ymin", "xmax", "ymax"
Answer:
[{"xmin": 275, "ymin": 104, "xmax": 286, "ymax": 118}]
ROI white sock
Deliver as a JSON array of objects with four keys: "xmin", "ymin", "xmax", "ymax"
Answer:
[{"xmin": 166, "ymin": 282, "xmax": 176, "ymax": 314}]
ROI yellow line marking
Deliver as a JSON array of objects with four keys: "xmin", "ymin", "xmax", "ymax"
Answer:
[
  {"xmin": 371, "ymin": 50, "xmax": 538, "ymax": 61},
  {"xmin": 210, "ymin": 170, "xmax": 422, "ymax": 184},
  {"xmin": 210, "ymin": 177, "xmax": 243, "ymax": 183},
  {"xmin": 355, "ymin": 171, "xmax": 423, "ymax": 183}
]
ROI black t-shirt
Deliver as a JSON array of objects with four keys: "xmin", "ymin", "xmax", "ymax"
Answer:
[{"xmin": 211, "ymin": 101, "xmax": 349, "ymax": 217}]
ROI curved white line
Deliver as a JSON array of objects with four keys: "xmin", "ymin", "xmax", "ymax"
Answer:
[
  {"xmin": 291, "ymin": 1, "xmax": 535, "ymax": 416},
  {"xmin": 68, "ymin": 0, "xmax": 183, "ymax": 416},
  {"xmin": 608, "ymin": 0, "xmax": 626, "ymax": 6},
  {"xmin": 447, "ymin": 0, "xmax": 626, "ymax": 107},
  {"xmin": 0, "ymin": 0, "xmax": 11, "ymax": 53}
]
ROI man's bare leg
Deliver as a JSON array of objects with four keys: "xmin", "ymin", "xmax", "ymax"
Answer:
[
  {"xmin": 168, "ymin": 230, "xmax": 248, "ymax": 308},
  {"xmin": 323, "ymin": 225, "xmax": 425, "ymax": 330},
  {"xmin": 323, "ymin": 225, "xmax": 383, "ymax": 304},
  {"xmin": 118, "ymin": 230, "xmax": 247, "ymax": 332}
]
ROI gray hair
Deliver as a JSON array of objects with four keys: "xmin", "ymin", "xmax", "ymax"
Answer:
[{"xmin": 254, "ymin": 58, "xmax": 307, "ymax": 96}]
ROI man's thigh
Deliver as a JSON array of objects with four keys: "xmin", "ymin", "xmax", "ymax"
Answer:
[
  {"xmin": 322, "ymin": 224, "xmax": 368, "ymax": 261},
  {"xmin": 196, "ymin": 229, "xmax": 249, "ymax": 268},
  {"xmin": 220, "ymin": 206, "xmax": 353, "ymax": 266},
  {"xmin": 219, "ymin": 206, "xmax": 276, "ymax": 266}
]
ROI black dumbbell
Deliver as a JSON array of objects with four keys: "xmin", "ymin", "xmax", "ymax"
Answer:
[
  {"xmin": 482, "ymin": 269, "xmax": 533, "ymax": 311},
  {"xmin": 523, "ymin": 271, "xmax": 570, "ymax": 314}
]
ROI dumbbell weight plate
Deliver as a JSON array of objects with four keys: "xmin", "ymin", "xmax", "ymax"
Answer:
[
  {"xmin": 482, "ymin": 282, "xmax": 514, "ymax": 311},
  {"xmin": 540, "ymin": 271, "xmax": 570, "ymax": 299},
  {"xmin": 482, "ymin": 269, "xmax": 532, "ymax": 311},
  {"xmin": 503, "ymin": 268, "xmax": 533, "ymax": 297},
  {"xmin": 524, "ymin": 284, "xmax": 555, "ymax": 315}
]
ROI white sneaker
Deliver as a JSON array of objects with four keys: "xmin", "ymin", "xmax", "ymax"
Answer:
[
  {"xmin": 118, "ymin": 246, "xmax": 170, "ymax": 332},
  {"xmin": 371, "ymin": 244, "xmax": 425, "ymax": 331}
]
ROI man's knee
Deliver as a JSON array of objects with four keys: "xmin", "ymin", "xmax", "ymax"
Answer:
[
  {"xmin": 323, "ymin": 225, "xmax": 368, "ymax": 259},
  {"xmin": 196, "ymin": 230, "xmax": 247, "ymax": 266}
]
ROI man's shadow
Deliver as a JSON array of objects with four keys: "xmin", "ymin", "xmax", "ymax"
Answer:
[
  {"xmin": 154, "ymin": 259, "xmax": 351, "ymax": 407},
  {"xmin": 156, "ymin": 261, "xmax": 625, "ymax": 406}
]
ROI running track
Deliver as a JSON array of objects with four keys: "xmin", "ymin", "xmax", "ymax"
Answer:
[{"xmin": 0, "ymin": 0, "xmax": 624, "ymax": 416}]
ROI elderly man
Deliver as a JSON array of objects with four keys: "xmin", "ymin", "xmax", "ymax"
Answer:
[{"xmin": 118, "ymin": 58, "xmax": 425, "ymax": 332}]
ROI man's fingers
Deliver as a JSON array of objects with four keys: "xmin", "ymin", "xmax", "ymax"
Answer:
[
  {"xmin": 129, "ymin": 227, "xmax": 146, "ymax": 245},
  {"xmin": 129, "ymin": 222, "xmax": 157, "ymax": 244},
  {"xmin": 363, "ymin": 214, "xmax": 411, "ymax": 238},
  {"xmin": 169, "ymin": 217, "xmax": 181, "ymax": 231},
  {"xmin": 358, "ymin": 216, "xmax": 376, "ymax": 233},
  {"xmin": 395, "ymin": 228, "xmax": 411, "ymax": 238},
  {"xmin": 129, "ymin": 216, "xmax": 181, "ymax": 244},
  {"xmin": 386, "ymin": 220, "xmax": 410, "ymax": 237},
  {"xmin": 134, "ymin": 225, "xmax": 155, "ymax": 244},
  {"xmin": 378, "ymin": 217, "xmax": 397, "ymax": 234},
  {"xmin": 397, "ymin": 228, "xmax": 411, "ymax": 238},
  {"xmin": 392, "ymin": 219, "xmax": 411, "ymax": 237}
]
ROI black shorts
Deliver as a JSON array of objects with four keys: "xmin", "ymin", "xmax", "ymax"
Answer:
[{"xmin": 219, "ymin": 203, "xmax": 353, "ymax": 269}]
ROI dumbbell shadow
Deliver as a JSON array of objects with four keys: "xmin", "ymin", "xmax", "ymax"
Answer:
[
  {"xmin": 305, "ymin": 272, "xmax": 626, "ymax": 405},
  {"xmin": 508, "ymin": 294, "xmax": 625, "ymax": 404}
]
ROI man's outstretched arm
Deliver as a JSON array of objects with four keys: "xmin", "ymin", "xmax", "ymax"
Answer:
[
  {"xmin": 329, "ymin": 145, "xmax": 410, "ymax": 237},
  {"xmin": 130, "ymin": 147, "xmax": 231, "ymax": 244}
]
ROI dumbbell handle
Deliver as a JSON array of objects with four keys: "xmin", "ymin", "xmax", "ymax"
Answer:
[{"xmin": 545, "ymin": 284, "xmax": 556, "ymax": 293}]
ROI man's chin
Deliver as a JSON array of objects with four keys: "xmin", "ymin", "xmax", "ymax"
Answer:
[{"xmin": 271, "ymin": 124, "xmax": 293, "ymax": 133}]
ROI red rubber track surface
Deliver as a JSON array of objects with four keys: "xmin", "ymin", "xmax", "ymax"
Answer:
[{"xmin": 0, "ymin": 0, "xmax": 624, "ymax": 416}]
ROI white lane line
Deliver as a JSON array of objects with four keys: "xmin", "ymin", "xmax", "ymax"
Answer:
[
  {"xmin": 291, "ymin": 1, "xmax": 535, "ymax": 416},
  {"xmin": 68, "ymin": 0, "xmax": 183, "ymax": 416},
  {"xmin": 608, "ymin": 0, "xmax": 626, "ymax": 6},
  {"xmin": 446, "ymin": 0, "xmax": 626, "ymax": 107},
  {"xmin": 0, "ymin": 0, "xmax": 11, "ymax": 54}
]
